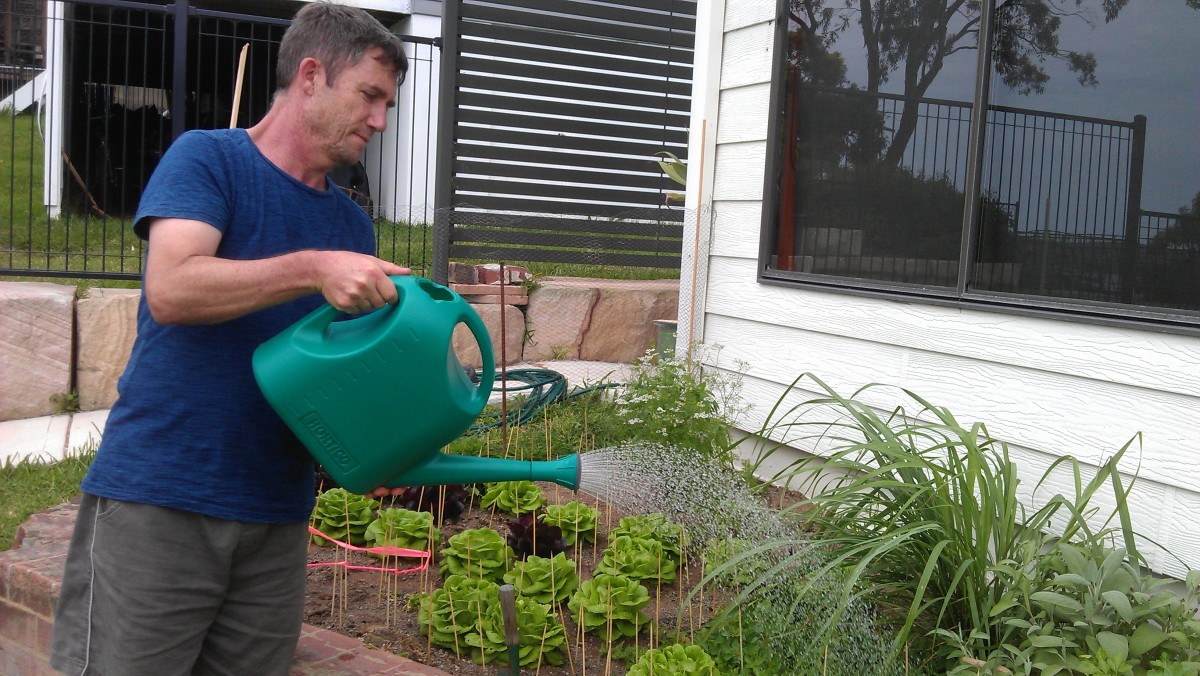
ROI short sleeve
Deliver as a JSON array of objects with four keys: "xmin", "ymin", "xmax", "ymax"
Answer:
[{"xmin": 133, "ymin": 131, "xmax": 233, "ymax": 240}]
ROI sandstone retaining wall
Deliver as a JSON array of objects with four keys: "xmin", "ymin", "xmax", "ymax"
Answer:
[{"xmin": 0, "ymin": 278, "xmax": 678, "ymax": 422}]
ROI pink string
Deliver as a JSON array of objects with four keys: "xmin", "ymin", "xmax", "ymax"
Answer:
[{"xmin": 307, "ymin": 526, "xmax": 431, "ymax": 575}]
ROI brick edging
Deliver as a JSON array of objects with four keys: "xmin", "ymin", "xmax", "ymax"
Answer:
[{"xmin": 0, "ymin": 501, "xmax": 450, "ymax": 675}]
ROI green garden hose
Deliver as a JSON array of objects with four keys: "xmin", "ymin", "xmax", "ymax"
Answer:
[{"xmin": 468, "ymin": 368, "xmax": 618, "ymax": 434}]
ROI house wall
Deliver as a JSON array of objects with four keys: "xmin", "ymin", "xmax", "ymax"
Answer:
[{"xmin": 681, "ymin": 0, "xmax": 1200, "ymax": 579}]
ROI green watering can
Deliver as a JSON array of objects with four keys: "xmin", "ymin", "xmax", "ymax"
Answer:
[{"xmin": 253, "ymin": 275, "xmax": 580, "ymax": 495}]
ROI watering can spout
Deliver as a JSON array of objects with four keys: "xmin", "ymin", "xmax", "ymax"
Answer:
[{"xmin": 386, "ymin": 452, "xmax": 581, "ymax": 491}]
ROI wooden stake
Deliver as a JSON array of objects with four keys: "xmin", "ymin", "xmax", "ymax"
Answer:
[
  {"xmin": 685, "ymin": 119, "xmax": 708, "ymax": 369},
  {"xmin": 229, "ymin": 43, "xmax": 249, "ymax": 128}
]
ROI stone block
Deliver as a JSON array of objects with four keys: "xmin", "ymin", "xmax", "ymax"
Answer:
[
  {"xmin": 523, "ymin": 282, "xmax": 596, "ymax": 361},
  {"xmin": 0, "ymin": 283, "xmax": 76, "ymax": 422},
  {"xmin": 75, "ymin": 288, "xmax": 140, "ymax": 412},
  {"xmin": 476, "ymin": 264, "xmax": 531, "ymax": 285},
  {"xmin": 452, "ymin": 303, "xmax": 524, "ymax": 369},
  {"xmin": 525, "ymin": 278, "xmax": 679, "ymax": 363},
  {"xmin": 447, "ymin": 261, "xmax": 477, "ymax": 284}
]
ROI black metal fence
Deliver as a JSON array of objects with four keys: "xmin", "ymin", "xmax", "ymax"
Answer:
[{"xmin": 0, "ymin": 0, "xmax": 439, "ymax": 280}]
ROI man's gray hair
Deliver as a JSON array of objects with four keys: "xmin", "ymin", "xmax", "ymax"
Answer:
[{"xmin": 276, "ymin": 1, "xmax": 408, "ymax": 92}]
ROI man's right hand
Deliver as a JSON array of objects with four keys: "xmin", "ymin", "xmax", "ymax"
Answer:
[{"xmin": 313, "ymin": 250, "xmax": 410, "ymax": 314}]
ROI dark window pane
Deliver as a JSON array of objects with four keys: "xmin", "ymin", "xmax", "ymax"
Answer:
[
  {"xmin": 771, "ymin": 2, "xmax": 981, "ymax": 287},
  {"xmin": 978, "ymin": 2, "xmax": 1200, "ymax": 311}
]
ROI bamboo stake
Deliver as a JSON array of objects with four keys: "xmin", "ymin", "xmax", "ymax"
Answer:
[
  {"xmin": 685, "ymin": 119, "xmax": 709, "ymax": 369},
  {"xmin": 229, "ymin": 43, "xmax": 249, "ymax": 128}
]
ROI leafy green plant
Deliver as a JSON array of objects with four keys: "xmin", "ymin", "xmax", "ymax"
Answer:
[
  {"xmin": 614, "ymin": 350, "xmax": 745, "ymax": 469},
  {"xmin": 740, "ymin": 372, "xmax": 1179, "ymax": 672},
  {"xmin": 414, "ymin": 574, "xmax": 567, "ymax": 667},
  {"xmin": 479, "ymin": 480, "xmax": 546, "ymax": 515},
  {"xmin": 439, "ymin": 527, "xmax": 514, "ymax": 583},
  {"xmin": 609, "ymin": 514, "xmax": 685, "ymax": 568},
  {"xmin": 363, "ymin": 508, "xmax": 441, "ymax": 555},
  {"xmin": 701, "ymin": 537, "xmax": 775, "ymax": 588},
  {"xmin": 596, "ymin": 534, "xmax": 679, "ymax": 584},
  {"xmin": 479, "ymin": 593, "xmax": 567, "ymax": 667},
  {"xmin": 503, "ymin": 552, "xmax": 579, "ymax": 605},
  {"xmin": 568, "ymin": 573, "xmax": 652, "ymax": 641},
  {"xmin": 49, "ymin": 391, "xmax": 80, "ymax": 414},
  {"xmin": 542, "ymin": 501, "xmax": 601, "ymax": 547},
  {"xmin": 696, "ymin": 571, "xmax": 902, "ymax": 676},
  {"xmin": 310, "ymin": 487, "xmax": 379, "ymax": 546},
  {"xmin": 944, "ymin": 543, "xmax": 1200, "ymax": 674},
  {"xmin": 627, "ymin": 642, "xmax": 721, "ymax": 675},
  {"xmin": 414, "ymin": 574, "xmax": 499, "ymax": 662},
  {"xmin": 654, "ymin": 150, "xmax": 687, "ymax": 204}
]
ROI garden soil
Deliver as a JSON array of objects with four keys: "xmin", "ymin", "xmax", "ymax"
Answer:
[{"xmin": 303, "ymin": 482, "xmax": 802, "ymax": 675}]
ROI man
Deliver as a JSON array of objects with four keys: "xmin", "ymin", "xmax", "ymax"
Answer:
[{"xmin": 50, "ymin": 3, "xmax": 408, "ymax": 674}]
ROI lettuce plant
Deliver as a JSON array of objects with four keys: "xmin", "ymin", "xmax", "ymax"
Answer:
[
  {"xmin": 503, "ymin": 552, "xmax": 579, "ymax": 605},
  {"xmin": 439, "ymin": 527, "xmax": 514, "ymax": 583},
  {"xmin": 310, "ymin": 487, "xmax": 379, "ymax": 546},
  {"xmin": 542, "ymin": 501, "xmax": 601, "ymax": 547},
  {"xmin": 595, "ymin": 534, "xmax": 678, "ymax": 583},
  {"xmin": 479, "ymin": 594, "xmax": 567, "ymax": 667},
  {"xmin": 415, "ymin": 574, "xmax": 566, "ymax": 668},
  {"xmin": 568, "ymin": 573, "xmax": 651, "ymax": 641},
  {"xmin": 609, "ymin": 514, "xmax": 685, "ymax": 568},
  {"xmin": 480, "ymin": 480, "xmax": 546, "ymax": 515},
  {"xmin": 506, "ymin": 512, "xmax": 566, "ymax": 559},
  {"xmin": 627, "ymin": 643, "xmax": 722, "ymax": 676},
  {"xmin": 415, "ymin": 574, "xmax": 499, "ymax": 661},
  {"xmin": 364, "ymin": 508, "xmax": 441, "ymax": 555},
  {"xmin": 397, "ymin": 484, "xmax": 472, "ymax": 522}
]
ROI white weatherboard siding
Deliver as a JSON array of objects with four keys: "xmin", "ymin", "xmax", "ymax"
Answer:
[{"xmin": 683, "ymin": 0, "xmax": 1200, "ymax": 579}]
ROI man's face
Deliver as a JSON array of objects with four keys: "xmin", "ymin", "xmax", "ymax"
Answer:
[{"xmin": 305, "ymin": 48, "xmax": 398, "ymax": 167}]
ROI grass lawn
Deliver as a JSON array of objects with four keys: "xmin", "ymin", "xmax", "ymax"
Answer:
[{"xmin": 0, "ymin": 446, "xmax": 96, "ymax": 551}]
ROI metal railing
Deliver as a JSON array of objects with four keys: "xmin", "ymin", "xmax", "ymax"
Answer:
[
  {"xmin": 779, "ymin": 85, "xmax": 1196, "ymax": 310},
  {"xmin": 1, "ymin": 0, "xmax": 440, "ymax": 280}
]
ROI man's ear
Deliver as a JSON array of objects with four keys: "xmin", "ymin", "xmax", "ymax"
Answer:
[{"xmin": 296, "ymin": 57, "xmax": 324, "ymax": 94}]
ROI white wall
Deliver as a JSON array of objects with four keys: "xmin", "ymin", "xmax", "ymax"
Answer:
[
  {"xmin": 683, "ymin": 0, "xmax": 1200, "ymax": 579},
  {"xmin": 367, "ymin": 9, "xmax": 441, "ymax": 224}
]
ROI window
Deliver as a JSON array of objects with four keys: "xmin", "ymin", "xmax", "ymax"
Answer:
[{"xmin": 761, "ymin": 1, "xmax": 1200, "ymax": 325}]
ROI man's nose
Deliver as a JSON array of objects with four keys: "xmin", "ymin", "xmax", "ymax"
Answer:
[{"xmin": 368, "ymin": 103, "xmax": 389, "ymax": 133}]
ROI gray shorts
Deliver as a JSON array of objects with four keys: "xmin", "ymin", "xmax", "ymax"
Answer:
[{"xmin": 50, "ymin": 493, "xmax": 309, "ymax": 676}]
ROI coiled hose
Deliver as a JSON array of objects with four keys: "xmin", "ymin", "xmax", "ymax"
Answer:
[{"xmin": 468, "ymin": 368, "xmax": 618, "ymax": 434}]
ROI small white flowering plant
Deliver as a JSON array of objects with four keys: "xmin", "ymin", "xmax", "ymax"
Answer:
[{"xmin": 613, "ymin": 347, "xmax": 746, "ymax": 470}]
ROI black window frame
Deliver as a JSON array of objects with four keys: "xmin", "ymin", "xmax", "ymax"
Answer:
[{"xmin": 755, "ymin": 0, "xmax": 1200, "ymax": 336}]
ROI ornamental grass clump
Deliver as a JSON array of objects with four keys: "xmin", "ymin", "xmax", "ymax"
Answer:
[
  {"xmin": 439, "ymin": 527, "xmax": 514, "ymax": 583},
  {"xmin": 742, "ymin": 372, "xmax": 1191, "ymax": 672},
  {"xmin": 542, "ymin": 501, "xmax": 601, "ymax": 547},
  {"xmin": 363, "ymin": 508, "xmax": 441, "ymax": 555},
  {"xmin": 310, "ymin": 487, "xmax": 379, "ymax": 546},
  {"xmin": 503, "ymin": 552, "xmax": 579, "ymax": 605}
]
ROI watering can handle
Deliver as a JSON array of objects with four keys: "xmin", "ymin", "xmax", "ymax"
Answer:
[
  {"xmin": 290, "ymin": 290, "xmax": 402, "ymax": 343},
  {"xmin": 458, "ymin": 303, "xmax": 496, "ymax": 407}
]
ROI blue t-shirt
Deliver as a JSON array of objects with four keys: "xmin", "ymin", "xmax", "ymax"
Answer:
[{"xmin": 82, "ymin": 129, "xmax": 375, "ymax": 523}]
